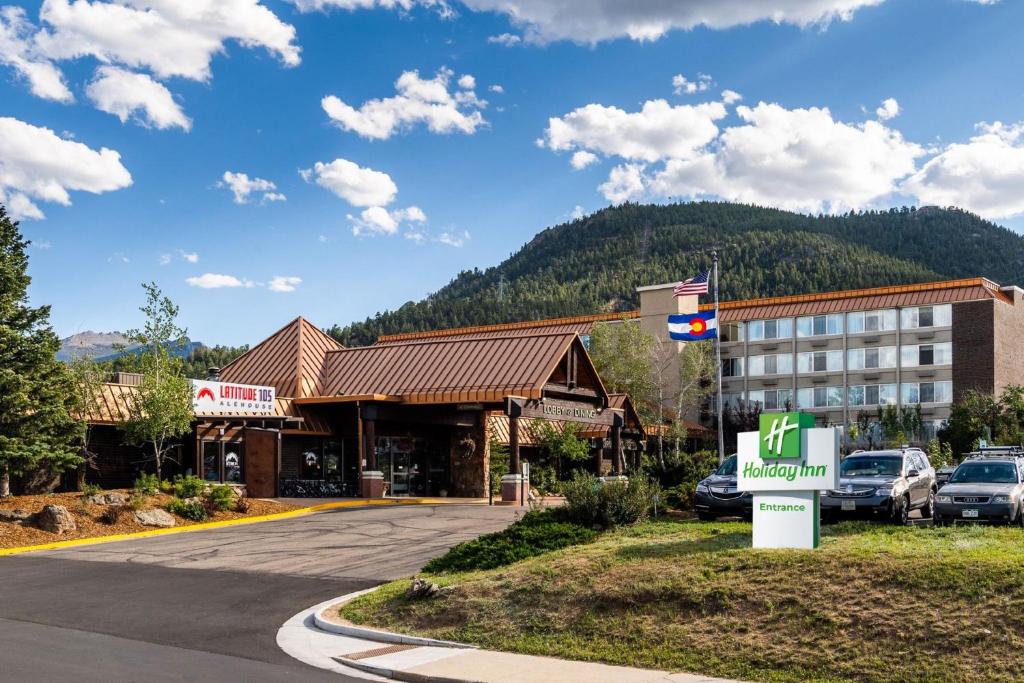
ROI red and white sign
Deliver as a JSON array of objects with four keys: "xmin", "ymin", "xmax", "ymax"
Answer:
[{"xmin": 191, "ymin": 379, "xmax": 276, "ymax": 415}]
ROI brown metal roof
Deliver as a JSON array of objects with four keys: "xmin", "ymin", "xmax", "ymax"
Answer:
[
  {"xmin": 219, "ymin": 316, "xmax": 344, "ymax": 398},
  {"xmin": 317, "ymin": 332, "xmax": 604, "ymax": 405},
  {"xmin": 375, "ymin": 311, "xmax": 636, "ymax": 344},
  {"xmin": 83, "ymin": 382, "xmax": 327, "ymax": 432},
  {"xmin": 696, "ymin": 277, "xmax": 1011, "ymax": 321}
]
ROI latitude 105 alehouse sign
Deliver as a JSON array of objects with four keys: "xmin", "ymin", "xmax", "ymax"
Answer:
[{"xmin": 737, "ymin": 412, "xmax": 840, "ymax": 549}]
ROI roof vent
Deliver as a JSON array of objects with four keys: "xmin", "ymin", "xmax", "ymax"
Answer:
[{"xmin": 207, "ymin": 367, "xmax": 221, "ymax": 381}]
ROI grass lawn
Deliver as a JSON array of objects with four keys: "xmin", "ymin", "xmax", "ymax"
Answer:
[{"xmin": 341, "ymin": 519, "xmax": 1024, "ymax": 683}]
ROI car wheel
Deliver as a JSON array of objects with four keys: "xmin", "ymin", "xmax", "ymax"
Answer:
[
  {"xmin": 892, "ymin": 495, "xmax": 910, "ymax": 525},
  {"xmin": 697, "ymin": 512, "xmax": 716, "ymax": 522},
  {"xmin": 920, "ymin": 490, "xmax": 935, "ymax": 519}
]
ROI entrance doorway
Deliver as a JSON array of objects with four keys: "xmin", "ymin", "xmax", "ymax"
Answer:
[{"xmin": 376, "ymin": 437, "xmax": 448, "ymax": 496}]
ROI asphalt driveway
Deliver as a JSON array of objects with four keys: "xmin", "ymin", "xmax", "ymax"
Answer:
[{"xmin": 0, "ymin": 503, "xmax": 520, "ymax": 681}]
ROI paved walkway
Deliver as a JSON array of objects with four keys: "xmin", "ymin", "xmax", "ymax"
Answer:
[{"xmin": 279, "ymin": 593, "xmax": 740, "ymax": 683}]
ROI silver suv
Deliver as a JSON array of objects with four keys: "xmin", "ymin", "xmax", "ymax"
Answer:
[
  {"xmin": 934, "ymin": 456, "xmax": 1024, "ymax": 526},
  {"xmin": 820, "ymin": 448, "xmax": 937, "ymax": 524}
]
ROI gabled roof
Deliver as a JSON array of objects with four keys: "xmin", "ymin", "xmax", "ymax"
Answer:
[
  {"xmin": 219, "ymin": 317, "xmax": 343, "ymax": 398},
  {"xmin": 314, "ymin": 332, "xmax": 607, "ymax": 405}
]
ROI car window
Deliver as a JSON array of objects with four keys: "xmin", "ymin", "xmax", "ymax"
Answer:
[
  {"xmin": 840, "ymin": 456, "xmax": 902, "ymax": 476},
  {"xmin": 911, "ymin": 453, "xmax": 926, "ymax": 471},
  {"xmin": 918, "ymin": 453, "xmax": 931, "ymax": 470},
  {"xmin": 949, "ymin": 462, "xmax": 1019, "ymax": 484},
  {"xmin": 715, "ymin": 455, "xmax": 737, "ymax": 476}
]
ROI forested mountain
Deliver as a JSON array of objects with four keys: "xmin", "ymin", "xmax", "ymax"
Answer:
[{"xmin": 329, "ymin": 203, "xmax": 1024, "ymax": 346}]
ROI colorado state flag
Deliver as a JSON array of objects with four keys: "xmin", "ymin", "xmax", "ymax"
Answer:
[{"xmin": 667, "ymin": 312, "xmax": 718, "ymax": 341}]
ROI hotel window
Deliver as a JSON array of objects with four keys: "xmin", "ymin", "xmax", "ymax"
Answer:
[
  {"xmin": 847, "ymin": 383, "xmax": 897, "ymax": 407},
  {"xmin": 797, "ymin": 350, "xmax": 843, "ymax": 373},
  {"xmin": 720, "ymin": 322, "xmax": 745, "ymax": 342},
  {"xmin": 748, "ymin": 389, "xmax": 793, "ymax": 411},
  {"xmin": 796, "ymin": 314, "xmax": 844, "ymax": 338},
  {"xmin": 900, "ymin": 304, "xmax": 952, "ymax": 329},
  {"xmin": 722, "ymin": 357, "xmax": 744, "ymax": 378},
  {"xmin": 901, "ymin": 342, "xmax": 952, "ymax": 367},
  {"xmin": 797, "ymin": 386, "xmax": 844, "ymax": 409},
  {"xmin": 847, "ymin": 346, "xmax": 897, "ymax": 370},
  {"xmin": 901, "ymin": 381, "xmax": 953, "ymax": 405},
  {"xmin": 747, "ymin": 318, "xmax": 793, "ymax": 341},
  {"xmin": 847, "ymin": 309, "xmax": 897, "ymax": 334},
  {"xmin": 722, "ymin": 393, "xmax": 743, "ymax": 411},
  {"xmin": 748, "ymin": 353, "xmax": 793, "ymax": 377}
]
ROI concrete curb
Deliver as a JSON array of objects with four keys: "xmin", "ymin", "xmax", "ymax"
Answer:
[
  {"xmin": 331, "ymin": 655, "xmax": 482, "ymax": 683},
  {"xmin": 314, "ymin": 588, "xmax": 477, "ymax": 650},
  {"xmin": 0, "ymin": 497, "xmax": 458, "ymax": 557}
]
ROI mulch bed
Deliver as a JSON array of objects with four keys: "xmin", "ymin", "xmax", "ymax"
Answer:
[{"xmin": 0, "ymin": 490, "xmax": 299, "ymax": 549}]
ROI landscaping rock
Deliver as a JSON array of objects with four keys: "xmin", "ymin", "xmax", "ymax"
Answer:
[
  {"xmin": 133, "ymin": 509, "xmax": 176, "ymax": 528},
  {"xmin": 0, "ymin": 509, "xmax": 32, "ymax": 524},
  {"xmin": 86, "ymin": 492, "xmax": 130, "ymax": 506},
  {"xmin": 37, "ymin": 505, "xmax": 76, "ymax": 534},
  {"xmin": 405, "ymin": 578, "xmax": 453, "ymax": 600}
]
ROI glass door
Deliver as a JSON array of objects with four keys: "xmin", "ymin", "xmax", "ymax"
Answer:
[{"xmin": 390, "ymin": 438, "xmax": 413, "ymax": 495}]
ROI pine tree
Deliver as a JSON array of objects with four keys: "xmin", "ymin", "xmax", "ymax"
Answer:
[{"xmin": 0, "ymin": 206, "xmax": 82, "ymax": 496}]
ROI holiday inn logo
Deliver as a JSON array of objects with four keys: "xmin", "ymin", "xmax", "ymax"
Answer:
[{"xmin": 759, "ymin": 412, "xmax": 815, "ymax": 459}]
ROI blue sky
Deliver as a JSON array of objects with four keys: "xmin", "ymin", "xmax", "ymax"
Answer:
[{"xmin": 1, "ymin": 0, "xmax": 1022, "ymax": 346}]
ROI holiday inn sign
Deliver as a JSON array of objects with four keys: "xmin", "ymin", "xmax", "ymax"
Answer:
[{"xmin": 737, "ymin": 412, "xmax": 840, "ymax": 549}]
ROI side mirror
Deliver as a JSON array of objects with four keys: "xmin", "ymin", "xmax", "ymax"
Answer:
[{"xmin": 907, "ymin": 469, "xmax": 920, "ymax": 478}]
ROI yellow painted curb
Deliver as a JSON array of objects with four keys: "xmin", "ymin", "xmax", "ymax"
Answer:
[{"xmin": 0, "ymin": 497, "xmax": 457, "ymax": 557}]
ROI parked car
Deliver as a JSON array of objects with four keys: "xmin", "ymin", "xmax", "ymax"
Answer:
[
  {"xmin": 820, "ymin": 448, "xmax": 936, "ymax": 524},
  {"xmin": 934, "ymin": 456, "xmax": 1024, "ymax": 526},
  {"xmin": 694, "ymin": 454, "xmax": 752, "ymax": 521},
  {"xmin": 937, "ymin": 446, "xmax": 1024, "ymax": 488}
]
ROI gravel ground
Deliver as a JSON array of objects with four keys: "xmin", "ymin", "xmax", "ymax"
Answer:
[{"xmin": 0, "ymin": 490, "xmax": 298, "ymax": 548}]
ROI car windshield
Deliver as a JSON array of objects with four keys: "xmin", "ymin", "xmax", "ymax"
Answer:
[
  {"xmin": 841, "ymin": 456, "xmax": 902, "ymax": 477},
  {"xmin": 715, "ymin": 455, "xmax": 737, "ymax": 476},
  {"xmin": 949, "ymin": 462, "xmax": 1019, "ymax": 484}
]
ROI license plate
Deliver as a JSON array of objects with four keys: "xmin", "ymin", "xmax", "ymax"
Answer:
[
  {"xmin": 962, "ymin": 509, "xmax": 980, "ymax": 518},
  {"xmin": 841, "ymin": 500, "xmax": 856, "ymax": 511}
]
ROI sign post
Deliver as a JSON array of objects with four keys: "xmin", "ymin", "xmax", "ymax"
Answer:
[{"xmin": 737, "ymin": 412, "xmax": 839, "ymax": 549}]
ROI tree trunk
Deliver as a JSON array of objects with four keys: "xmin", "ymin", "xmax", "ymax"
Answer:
[
  {"xmin": 76, "ymin": 464, "xmax": 87, "ymax": 491},
  {"xmin": 0, "ymin": 466, "xmax": 9, "ymax": 498},
  {"xmin": 153, "ymin": 442, "xmax": 162, "ymax": 481}
]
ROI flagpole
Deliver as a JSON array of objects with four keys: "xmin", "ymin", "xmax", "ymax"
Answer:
[{"xmin": 713, "ymin": 251, "xmax": 725, "ymax": 465}]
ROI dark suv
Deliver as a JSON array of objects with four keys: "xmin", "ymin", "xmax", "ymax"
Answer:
[
  {"xmin": 934, "ymin": 456, "xmax": 1024, "ymax": 525},
  {"xmin": 820, "ymin": 448, "xmax": 937, "ymax": 524},
  {"xmin": 694, "ymin": 454, "xmax": 752, "ymax": 521}
]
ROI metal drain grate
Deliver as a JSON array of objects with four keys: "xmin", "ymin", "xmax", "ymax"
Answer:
[{"xmin": 342, "ymin": 644, "xmax": 419, "ymax": 661}]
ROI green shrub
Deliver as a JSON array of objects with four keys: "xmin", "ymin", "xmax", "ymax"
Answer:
[
  {"xmin": 644, "ymin": 449, "xmax": 720, "ymax": 511},
  {"xmin": 204, "ymin": 485, "xmax": 236, "ymax": 512},
  {"xmin": 173, "ymin": 474, "xmax": 206, "ymax": 499},
  {"xmin": 166, "ymin": 498, "xmax": 209, "ymax": 522},
  {"xmin": 159, "ymin": 479, "xmax": 174, "ymax": 494},
  {"xmin": 80, "ymin": 483, "xmax": 102, "ymax": 497},
  {"xmin": 134, "ymin": 473, "xmax": 159, "ymax": 495},
  {"xmin": 423, "ymin": 508, "xmax": 596, "ymax": 573},
  {"xmin": 562, "ymin": 472, "xmax": 660, "ymax": 528},
  {"xmin": 129, "ymin": 494, "xmax": 146, "ymax": 511}
]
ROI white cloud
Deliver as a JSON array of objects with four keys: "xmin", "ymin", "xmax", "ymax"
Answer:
[
  {"xmin": 348, "ymin": 204, "xmax": 427, "ymax": 236},
  {"xmin": 487, "ymin": 32, "xmax": 521, "ymax": 46},
  {"xmin": 458, "ymin": 0, "xmax": 888, "ymax": 44},
  {"xmin": 489, "ymin": 84, "xmax": 504, "ymax": 94},
  {"xmin": 672, "ymin": 72, "xmax": 711, "ymax": 95},
  {"xmin": 289, "ymin": 0, "xmax": 439, "ymax": 12},
  {"xmin": 542, "ymin": 99, "xmax": 727, "ymax": 164},
  {"xmin": 876, "ymin": 97, "xmax": 900, "ymax": 121},
  {"xmin": 901, "ymin": 121, "xmax": 1024, "ymax": 220},
  {"xmin": 158, "ymin": 253, "xmax": 172, "ymax": 265},
  {"xmin": 570, "ymin": 150, "xmax": 599, "ymax": 170},
  {"xmin": 186, "ymin": 273, "xmax": 254, "ymax": 289},
  {"xmin": 0, "ymin": 116, "xmax": 132, "ymax": 220},
  {"xmin": 404, "ymin": 229, "xmax": 426, "ymax": 244},
  {"xmin": 32, "ymin": 239, "xmax": 53, "ymax": 250},
  {"xmin": 570, "ymin": 204, "xmax": 585, "ymax": 220},
  {"xmin": 218, "ymin": 171, "xmax": 284, "ymax": 204},
  {"xmin": 599, "ymin": 163, "xmax": 648, "ymax": 203},
  {"xmin": 457, "ymin": 74, "xmax": 475, "ymax": 89},
  {"xmin": 178, "ymin": 249, "xmax": 199, "ymax": 263},
  {"xmin": 86, "ymin": 66, "xmax": 191, "ymax": 130},
  {"xmin": 438, "ymin": 229, "xmax": 470, "ymax": 247},
  {"xmin": 302, "ymin": 159, "xmax": 397, "ymax": 207},
  {"xmin": 722, "ymin": 89, "xmax": 743, "ymax": 105},
  {"xmin": 647, "ymin": 102, "xmax": 923, "ymax": 213},
  {"xmin": 0, "ymin": 6, "xmax": 73, "ymax": 102},
  {"xmin": 322, "ymin": 67, "xmax": 486, "ymax": 140},
  {"xmin": 268, "ymin": 275, "xmax": 301, "ymax": 292},
  {"xmin": 35, "ymin": 0, "xmax": 300, "ymax": 82}
]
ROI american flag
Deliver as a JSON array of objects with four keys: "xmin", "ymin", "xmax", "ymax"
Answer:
[{"xmin": 673, "ymin": 270, "xmax": 710, "ymax": 297}]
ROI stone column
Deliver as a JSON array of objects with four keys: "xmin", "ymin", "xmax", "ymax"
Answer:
[{"xmin": 501, "ymin": 401, "xmax": 525, "ymax": 504}]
